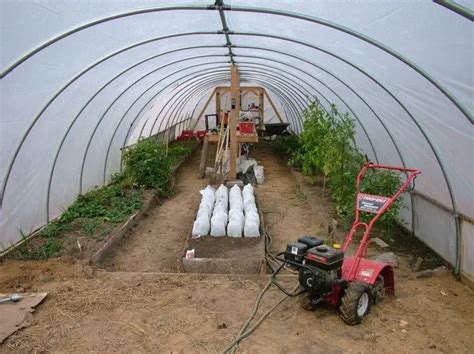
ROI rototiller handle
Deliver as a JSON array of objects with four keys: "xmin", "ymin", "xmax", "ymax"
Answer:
[{"xmin": 357, "ymin": 162, "xmax": 421, "ymax": 194}]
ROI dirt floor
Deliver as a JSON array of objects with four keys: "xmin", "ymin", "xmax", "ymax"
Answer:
[
  {"xmin": 1, "ymin": 142, "xmax": 473, "ymax": 353},
  {"xmin": 100, "ymin": 148, "xmax": 207, "ymax": 272}
]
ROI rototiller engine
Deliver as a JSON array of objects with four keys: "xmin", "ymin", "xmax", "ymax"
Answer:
[{"xmin": 276, "ymin": 162, "xmax": 421, "ymax": 324}]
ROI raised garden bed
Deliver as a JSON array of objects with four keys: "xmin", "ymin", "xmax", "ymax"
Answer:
[{"xmin": 181, "ymin": 191, "xmax": 265, "ymax": 274}]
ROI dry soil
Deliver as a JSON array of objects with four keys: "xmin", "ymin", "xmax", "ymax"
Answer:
[{"xmin": 1, "ymin": 142, "xmax": 473, "ymax": 353}]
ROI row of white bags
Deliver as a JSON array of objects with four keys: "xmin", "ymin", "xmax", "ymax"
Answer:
[
  {"xmin": 210, "ymin": 185, "xmax": 229, "ymax": 236},
  {"xmin": 243, "ymin": 184, "xmax": 260, "ymax": 237},
  {"xmin": 227, "ymin": 185, "xmax": 244, "ymax": 237},
  {"xmin": 192, "ymin": 184, "xmax": 260, "ymax": 237},
  {"xmin": 192, "ymin": 186, "xmax": 215, "ymax": 236}
]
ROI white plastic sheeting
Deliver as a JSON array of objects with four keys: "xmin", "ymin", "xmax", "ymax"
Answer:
[{"xmin": 0, "ymin": 1, "xmax": 472, "ymax": 280}]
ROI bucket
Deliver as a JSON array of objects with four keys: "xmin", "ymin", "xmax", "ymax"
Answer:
[{"xmin": 254, "ymin": 165, "xmax": 264, "ymax": 184}]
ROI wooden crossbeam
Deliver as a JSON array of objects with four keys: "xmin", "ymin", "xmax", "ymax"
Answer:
[
  {"xmin": 263, "ymin": 89, "xmax": 284, "ymax": 123},
  {"xmin": 191, "ymin": 88, "xmax": 216, "ymax": 131}
]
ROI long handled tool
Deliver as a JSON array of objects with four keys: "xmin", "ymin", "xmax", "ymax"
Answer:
[{"xmin": 0, "ymin": 293, "xmax": 22, "ymax": 304}]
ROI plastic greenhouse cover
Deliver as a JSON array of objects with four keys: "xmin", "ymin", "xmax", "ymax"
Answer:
[{"xmin": 0, "ymin": 1, "xmax": 472, "ymax": 279}]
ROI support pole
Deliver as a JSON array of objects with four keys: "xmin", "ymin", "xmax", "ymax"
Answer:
[
  {"xmin": 216, "ymin": 89, "xmax": 221, "ymax": 123},
  {"xmin": 199, "ymin": 135, "xmax": 209, "ymax": 178},
  {"xmin": 229, "ymin": 64, "xmax": 240, "ymax": 178}
]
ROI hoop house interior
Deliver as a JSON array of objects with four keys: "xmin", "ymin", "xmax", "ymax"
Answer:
[{"xmin": 0, "ymin": 0, "xmax": 473, "ymax": 280}]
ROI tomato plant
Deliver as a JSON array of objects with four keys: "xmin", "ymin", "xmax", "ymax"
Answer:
[{"xmin": 273, "ymin": 102, "xmax": 402, "ymax": 228}]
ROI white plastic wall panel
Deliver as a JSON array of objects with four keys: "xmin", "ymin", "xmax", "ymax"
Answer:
[
  {"xmin": 398, "ymin": 193, "xmax": 414, "ymax": 232},
  {"xmin": 227, "ymin": 0, "xmax": 473, "ymax": 113},
  {"xmin": 226, "ymin": 8, "xmax": 473, "ymax": 211},
  {"xmin": 1, "ymin": 0, "xmax": 209, "ymax": 68},
  {"xmin": 119, "ymin": 58, "xmax": 228, "ymax": 141},
  {"xmin": 1, "ymin": 12, "xmax": 221, "ymax": 185},
  {"xmin": 263, "ymin": 89, "xmax": 288, "ymax": 124},
  {"xmin": 134, "ymin": 72, "xmax": 230, "ymax": 139},
  {"xmin": 238, "ymin": 54, "xmax": 380, "ymax": 162},
  {"xmin": 413, "ymin": 195, "xmax": 457, "ymax": 266},
  {"xmin": 461, "ymin": 220, "xmax": 474, "ymax": 282}
]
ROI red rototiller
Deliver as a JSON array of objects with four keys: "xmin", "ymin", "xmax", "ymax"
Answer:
[{"xmin": 276, "ymin": 162, "xmax": 421, "ymax": 324}]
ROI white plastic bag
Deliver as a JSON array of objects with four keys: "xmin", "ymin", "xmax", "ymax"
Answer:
[
  {"xmin": 199, "ymin": 199, "xmax": 213, "ymax": 212},
  {"xmin": 244, "ymin": 219, "xmax": 260, "ymax": 237},
  {"xmin": 243, "ymin": 183, "xmax": 254, "ymax": 195},
  {"xmin": 210, "ymin": 216, "xmax": 227, "ymax": 237},
  {"xmin": 254, "ymin": 165, "xmax": 264, "ymax": 184},
  {"xmin": 197, "ymin": 207, "xmax": 211, "ymax": 220},
  {"xmin": 229, "ymin": 185, "xmax": 242, "ymax": 198},
  {"xmin": 192, "ymin": 215, "xmax": 210, "ymax": 236},
  {"xmin": 245, "ymin": 211, "xmax": 260, "ymax": 225},
  {"xmin": 229, "ymin": 208, "xmax": 244, "ymax": 219},
  {"xmin": 200, "ymin": 185, "xmax": 216, "ymax": 200},
  {"xmin": 227, "ymin": 211, "xmax": 244, "ymax": 237},
  {"xmin": 243, "ymin": 198, "xmax": 257, "ymax": 212},
  {"xmin": 211, "ymin": 211, "xmax": 228, "ymax": 225},
  {"xmin": 213, "ymin": 203, "xmax": 228, "ymax": 216},
  {"xmin": 244, "ymin": 204, "xmax": 258, "ymax": 215},
  {"xmin": 215, "ymin": 184, "xmax": 228, "ymax": 204}
]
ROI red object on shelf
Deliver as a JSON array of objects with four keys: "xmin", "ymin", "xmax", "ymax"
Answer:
[
  {"xmin": 238, "ymin": 122, "xmax": 255, "ymax": 134},
  {"xmin": 177, "ymin": 129, "xmax": 208, "ymax": 141},
  {"xmin": 195, "ymin": 130, "xmax": 207, "ymax": 140},
  {"xmin": 177, "ymin": 130, "xmax": 194, "ymax": 141}
]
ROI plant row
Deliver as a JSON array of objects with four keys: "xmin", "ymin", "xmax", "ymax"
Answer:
[
  {"xmin": 12, "ymin": 139, "xmax": 194, "ymax": 259},
  {"xmin": 273, "ymin": 102, "xmax": 403, "ymax": 228}
]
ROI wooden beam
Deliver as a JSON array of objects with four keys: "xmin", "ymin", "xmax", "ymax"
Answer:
[
  {"xmin": 239, "ymin": 86, "xmax": 264, "ymax": 91},
  {"xmin": 264, "ymin": 89, "xmax": 284, "ymax": 123},
  {"xmin": 217, "ymin": 86, "xmax": 263, "ymax": 92},
  {"xmin": 216, "ymin": 90, "xmax": 221, "ymax": 123},
  {"xmin": 229, "ymin": 64, "xmax": 240, "ymax": 178},
  {"xmin": 216, "ymin": 86, "xmax": 231, "ymax": 94},
  {"xmin": 199, "ymin": 135, "xmax": 209, "ymax": 178},
  {"xmin": 191, "ymin": 88, "xmax": 216, "ymax": 131}
]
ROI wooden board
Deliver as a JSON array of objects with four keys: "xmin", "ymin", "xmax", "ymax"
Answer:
[{"xmin": 207, "ymin": 132, "xmax": 258, "ymax": 143}]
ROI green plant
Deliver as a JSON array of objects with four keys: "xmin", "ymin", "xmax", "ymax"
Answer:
[
  {"xmin": 273, "ymin": 102, "xmax": 403, "ymax": 228},
  {"xmin": 9, "ymin": 139, "xmax": 193, "ymax": 260},
  {"xmin": 16, "ymin": 232, "xmax": 64, "ymax": 260},
  {"xmin": 272, "ymin": 135, "xmax": 304, "ymax": 168},
  {"xmin": 359, "ymin": 169, "xmax": 403, "ymax": 227},
  {"xmin": 122, "ymin": 139, "xmax": 192, "ymax": 194}
]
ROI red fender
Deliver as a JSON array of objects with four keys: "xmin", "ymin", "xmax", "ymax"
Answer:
[{"xmin": 342, "ymin": 256, "xmax": 395, "ymax": 294}]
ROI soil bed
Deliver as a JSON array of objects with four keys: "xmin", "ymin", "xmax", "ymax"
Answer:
[
  {"xmin": 186, "ymin": 236, "xmax": 262, "ymax": 259},
  {"xmin": 1, "ymin": 141, "xmax": 472, "ymax": 353}
]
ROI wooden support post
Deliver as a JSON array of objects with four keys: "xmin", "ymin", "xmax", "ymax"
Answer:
[
  {"xmin": 199, "ymin": 135, "xmax": 209, "ymax": 178},
  {"xmin": 264, "ymin": 89, "xmax": 284, "ymax": 123},
  {"xmin": 229, "ymin": 64, "xmax": 240, "ymax": 178},
  {"xmin": 191, "ymin": 88, "xmax": 216, "ymax": 131},
  {"xmin": 259, "ymin": 89, "xmax": 265, "ymax": 129},
  {"xmin": 216, "ymin": 90, "xmax": 221, "ymax": 124}
]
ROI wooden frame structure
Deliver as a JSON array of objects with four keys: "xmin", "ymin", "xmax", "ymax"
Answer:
[{"xmin": 196, "ymin": 65, "xmax": 285, "ymax": 179}]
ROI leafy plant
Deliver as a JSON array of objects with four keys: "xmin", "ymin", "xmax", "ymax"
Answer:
[
  {"xmin": 11, "ymin": 139, "xmax": 194, "ymax": 260},
  {"xmin": 273, "ymin": 102, "xmax": 403, "ymax": 228},
  {"xmin": 272, "ymin": 135, "xmax": 304, "ymax": 168},
  {"xmin": 122, "ymin": 139, "xmax": 192, "ymax": 195}
]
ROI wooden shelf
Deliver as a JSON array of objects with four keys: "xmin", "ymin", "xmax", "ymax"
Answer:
[{"xmin": 207, "ymin": 131, "xmax": 258, "ymax": 143}]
